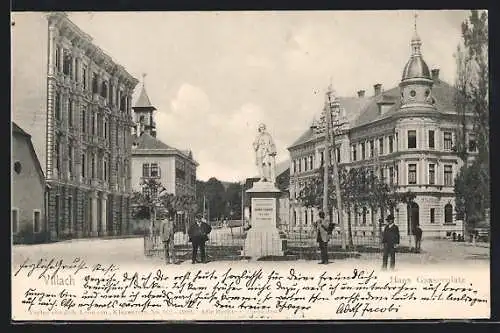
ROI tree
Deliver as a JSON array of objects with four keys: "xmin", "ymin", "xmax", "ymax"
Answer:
[
  {"xmin": 298, "ymin": 165, "xmax": 415, "ymax": 249},
  {"xmin": 204, "ymin": 177, "xmax": 226, "ymax": 220},
  {"xmin": 225, "ymin": 182, "xmax": 243, "ymax": 220},
  {"xmin": 454, "ymin": 10, "xmax": 489, "ymax": 232},
  {"xmin": 130, "ymin": 178, "xmax": 163, "ymax": 235}
]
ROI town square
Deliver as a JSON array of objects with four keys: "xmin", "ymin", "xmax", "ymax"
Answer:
[{"xmin": 12, "ymin": 10, "xmax": 489, "ymax": 277}]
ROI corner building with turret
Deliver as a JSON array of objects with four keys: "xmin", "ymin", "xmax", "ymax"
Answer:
[
  {"xmin": 12, "ymin": 12, "xmax": 139, "ymax": 240},
  {"xmin": 288, "ymin": 24, "xmax": 477, "ymax": 243}
]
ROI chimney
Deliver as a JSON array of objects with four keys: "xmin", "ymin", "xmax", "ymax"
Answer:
[
  {"xmin": 374, "ymin": 83, "xmax": 382, "ymax": 96},
  {"xmin": 357, "ymin": 90, "xmax": 366, "ymax": 98},
  {"xmin": 431, "ymin": 68, "xmax": 440, "ymax": 81}
]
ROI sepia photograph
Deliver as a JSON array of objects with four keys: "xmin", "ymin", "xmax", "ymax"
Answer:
[{"xmin": 11, "ymin": 10, "xmax": 490, "ymax": 321}]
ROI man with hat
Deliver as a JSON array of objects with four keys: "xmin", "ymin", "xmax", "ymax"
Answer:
[
  {"xmin": 160, "ymin": 211, "xmax": 175, "ymax": 264},
  {"xmin": 188, "ymin": 216, "xmax": 212, "ymax": 264},
  {"xmin": 381, "ymin": 214, "xmax": 400, "ymax": 270}
]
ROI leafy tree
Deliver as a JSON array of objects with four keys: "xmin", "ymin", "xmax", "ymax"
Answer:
[
  {"xmin": 225, "ymin": 182, "xmax": 243, "ymax": 220},
  {"xmin": 453, "ymin": 10, "xmax": 489, "ymax": 231},
  {"xmin": 130, "ymin": 178, "xmax": 163, "ymax": 234}
]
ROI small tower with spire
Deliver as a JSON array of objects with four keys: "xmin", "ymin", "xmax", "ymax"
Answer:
[
  {"xmin": 399, "ymin": 12, "xmax": 435, "ymax": 109},
  {"xmin": 132, "ymin": 73, "xmax": 158, "ymax": 137}
]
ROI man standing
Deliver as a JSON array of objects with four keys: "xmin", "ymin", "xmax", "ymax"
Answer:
[
  {"xmin": 188, "ymin": 217, "xmax": 212, "ymax": 264},
  {"xmin": 414, "ymin": 226, "xmax": 423, "ymax": 253},
  {"xmin": 313, "ymin": 211, "xmax": 330, "ymax": 264},
  {"xmin": 160, "ymin": 213, "xmax": 175, "ymax": 264},
  {"xmin": 382, "ymin": 214, "xmax": 400, "ymax": 270}
]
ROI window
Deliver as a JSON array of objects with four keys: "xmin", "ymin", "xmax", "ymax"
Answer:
[
  {"xmin": 92, "ymin": 73, "xmax": 99, "ymax": 94},
  {"xmin": 303, "ymin": 157, "xmax": 308, "ymax": 171},
  {"xmin": 352, "ymin": 145, "xmax": 357, "ymax": 161},
  {"xmin": 408, "ymin": 130, "xmax": 417, "ymax": 149},
  {"xmin": 429, "ymin": 130, "xmax": 435, "ymax": 149},
  {"xmin": 55, "ymin": 93, "xmax": 61, "ymax": 121},
  {"xmin": 430, "ymin": 208, "xmax": 435, "ymax": 224},
  {"xmin": 68, "ymin": 99, "xmax": 73, "ymax": 127},
  {"xmin": 12, "ymin": 209, "xmax": 19, "ymax": 234},
  {"xmin": 389, "ymin": 136, "xmax": 394, "ymax": 153},
  {"xmin": 55, "ymin": 47, "xmax": 60, "ymax": 71},
  {"xmin": 379, "ymin": 138, "xmax": 384, "ymax": 155},
  {"xmin": 91, "ymin": 154, "xmax": 96, "ymax": 179},
  {"xmin": 14, "ymin": 161, "xmax": 22, "ymax": 174},
  {"xmin": 150, "ymin": 163, "xmax": 160, "ymax": 178},
  {"xmin": 142, "ymin": 163, "xmax": 150, "ymax": 177},
  {"xmin": 379, "ymin": 168, "xmax": 384, "ymax": 182},
  {"xmin": 63, "ymin": 49, "xmax": 72, "ymax": 76},
  {"xmin": 103, "ymin": 158, "xmax": 108, "ymax": 182},
  {"xmin": 67, "ymin": 197, "xmax": 73, "ymax": 232},
  {"xmin": 444, "ymin": 165, "xmax": 453, "ymax": 186},
  {"xmin": 82, "ymin": 66, "xmax": 87, "ymax": 89},
  {"xmin": 120, "ymin": 95, "xmax": 126, "ymax": 112},
  {"xmin": 444, "ymin": 132, "xmax": 453, "ymax": 150},
  {"xmin": 81, "ymin": 107, "xmax": 86, "ymax": 133},
  {"xmin": 75, "ymin": 58, "xmax": 80, "ymax": 83},
  {"xmin": 101, "ymin": 81, "xmax": 108, "ymax": 98},
  {"xmin": 309, "ymin": 156, "xmax": 313, "ymax": 170},
  {"xmin": 91, "ymin": 112, "xmax": 96, "ymax": 135},
  {"xmin": 104, "ymin": 119, "xmax": 108, "ymax": 139},
  {"xmin": 428, "ymin": 164, "xmax": 435, "ymax": 185},
  {"xmin": 68, "ymin": 145, "xmax": 73, "ymax": 176},
  {"xmin": 362, "ymin": 207, "xmax": 367, "ymax": 224},
  {"xmin": 408, "ymin": 164, "xmax": 417, "ymax": 184},
  {"xmin": 469, "ymin": 133, "xmax": 477, "ymax": 152},
  {"xmin": 369, "ymin": 140, "xmax": 374, "ymax": 158},
  {"xmin": 410, "ymin": 90, "xmax": 416, "ymax": 97},
  {"xmin": 81, "ymin": 152, "xmax": 86, "ymax": 178},
  {"xmin": 320, "ymin": 151, "xmax": 324, "ymax": 166},
  {"xmin": 444, "ymin": 204, "xmax": 453, "ymax": 224},
  {"xmin": 298, "ymin": 159, "xmax": 302, "ymax": 173},
  {"xmin": 293, "ymin": 160, "xmax": 296, "ymax": 173},
  {"xmin": 389, "ymin": 167, "xmax": 394, "ymax": 185},
  {"xmin": 361, "ymin": 143, "xmax": 366, "ymax": 159},
  {"xmin": 336, "ymin": 147, "xmax": 341, "ymax": 163},
  {"xmin": 32, "ymin": 210, "xmax": 41, "ymax": 233},
  {"xmin": 55, "ymin": 136, "xmax": 61, "ymax": 173}
]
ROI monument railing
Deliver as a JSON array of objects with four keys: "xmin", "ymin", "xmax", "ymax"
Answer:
[{"xmin": 143, "ymin": 221, "xmax": 388, "ymax": 261}]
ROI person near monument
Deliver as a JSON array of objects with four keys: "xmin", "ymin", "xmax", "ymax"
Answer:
[
  {"xmin": 313, "ymin": 211, "xmax": 331, "ymax": 264},
  {"xmin": 253, "ymin": 123, "xmax": 277, "ymax": 183},
  {"xmin": 160, "ymin": 212, "xmax": 175, "ymax": 264},
  {"xmin": 188, "ymin": 217, "xmax": 212, "ymax": 264},
  {"xmin": 414, "ymin": 225, "xmax": 423, "ymax": 253},
  {"xmin": 381, "ymin": 214, "xmax": 400, "ymax": 270}
]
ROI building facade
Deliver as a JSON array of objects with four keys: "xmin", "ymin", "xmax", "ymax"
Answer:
[
  {"xmin": 12, "ymin": 123, "xmax": 47, "ymax": 243},
  {"xmin": 12, "ymin": 12, "xmax": 138, "ymax": 240},
  {"xmin": 131, "ymin": 84, "xmax": 198, "ymax": 198},
  {"xmin": 288, "ymin": 26, "xmax": 475, "ymax": 241}
]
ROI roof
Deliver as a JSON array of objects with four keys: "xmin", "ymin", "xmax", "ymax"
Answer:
[
  {"xmin": 402, "ymin": 55, "xmax": 431, "ymax": 81},
  {"xmin": 133, "ymin": 85, "xmax": 156, "ymax": 110},
  {"xmin": 12, "ymin": 122, "xmax": 45, "ymax": 186},
  {"xmin": 132, "ymin": 133, "xmax": 199, "ymax": 165},
  {"xmin": 288, "ymin": 79, "xmax": 458, "ymax": 149},
  {"xmin": 134, "ymin": 132, "xmax": 174, "ymax": 150}
]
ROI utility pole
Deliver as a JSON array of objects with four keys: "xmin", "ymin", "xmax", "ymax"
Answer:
[{"xmin": 326, "ymin": 85, "xmax": 347, "ymax": 250}]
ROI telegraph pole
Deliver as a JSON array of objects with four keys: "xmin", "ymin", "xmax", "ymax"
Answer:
[{"xmin": 326, "ymin": 85, "xmax": 347, "ymax": 250}]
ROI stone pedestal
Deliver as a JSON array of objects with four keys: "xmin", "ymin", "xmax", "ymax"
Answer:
[{"xmin": 243, "ymin": 181, "xmax": 283, "ymax": 259}]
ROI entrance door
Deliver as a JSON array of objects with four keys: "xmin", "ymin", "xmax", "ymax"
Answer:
[{"xmin": 407, "ymin": 202, "xmax": 419, "ymax": 235}]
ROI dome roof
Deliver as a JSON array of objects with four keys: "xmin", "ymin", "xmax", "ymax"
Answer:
[{"xmin": 402, "ymin": 55, "xmax": 431, "ymax": 80}]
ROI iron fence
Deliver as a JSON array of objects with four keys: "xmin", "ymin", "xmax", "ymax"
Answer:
[{"xmin": 142, "ymin": 221, "xmax": 401, "ymax": 262}]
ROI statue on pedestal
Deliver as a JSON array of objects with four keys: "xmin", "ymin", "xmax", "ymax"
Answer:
[{"xmin": 253, "ymin": 123, "xmax": 277, "ymax": 183}]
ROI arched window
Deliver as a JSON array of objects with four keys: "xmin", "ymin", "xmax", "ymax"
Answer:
[
  {"xmin": 101, "ymin": 81, "xmax": 108, "ymax": 98},
  {"xmin": 444, "ymin": 204, "xmax": 453, "ymax": 224}
]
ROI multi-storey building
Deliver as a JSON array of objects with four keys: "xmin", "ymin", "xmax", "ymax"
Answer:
[
  {"xmin": 12, "ymin": 12, "xmax": 138, "ymax": 240},
  {"xmin": 131, "ymin": 83, "xmax": 198, "ymax": 199},
  {"xmin": 288, "ymin": 25, "xmax": 475, "ymax": 241}
]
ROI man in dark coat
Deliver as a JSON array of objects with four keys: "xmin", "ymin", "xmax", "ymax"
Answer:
[
  {"xmin": 188, "ymin": 217, "xmax": 212, "ymax": 264},
  {"xmin": 312, "ymin": 211, "xmax": 331, "ymax": 264},
  {"xmin": 382, "ymin": 214, "xmax": 400, "ymax": 270},
  {"xmin": 414, "ymin": 226, "xmax": 423, "ymax": 253}
]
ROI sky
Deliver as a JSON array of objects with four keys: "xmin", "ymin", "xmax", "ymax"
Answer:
[{"xmin": 66, "ymin": 10, "xmax": 470, "ymax": 182}]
